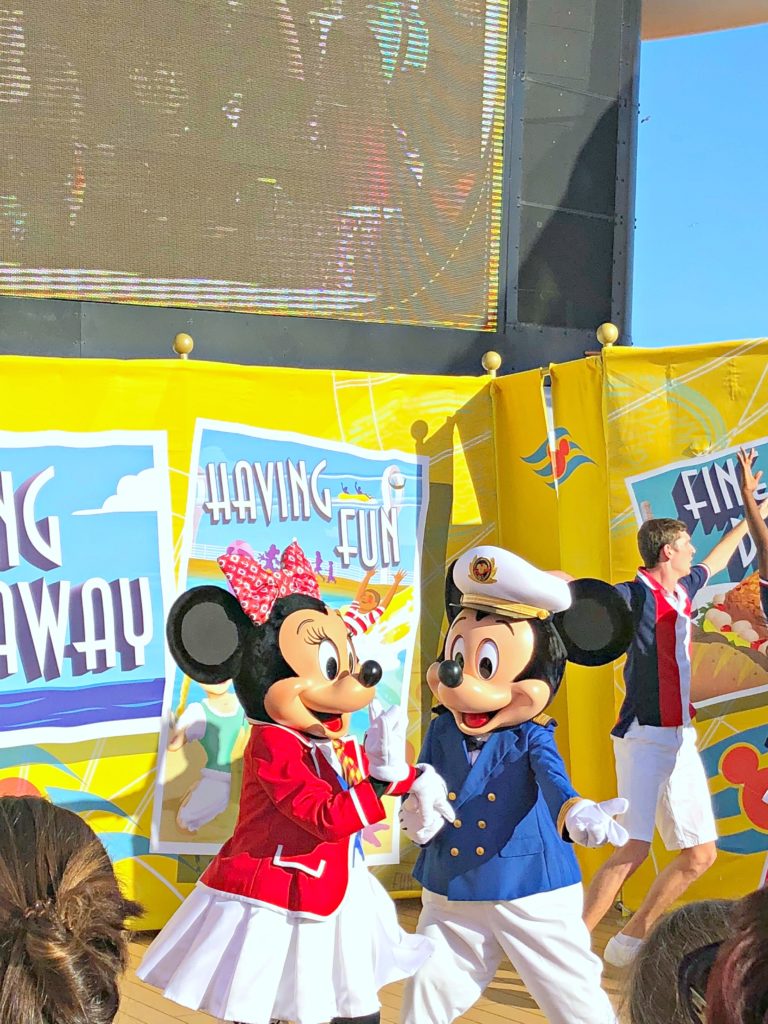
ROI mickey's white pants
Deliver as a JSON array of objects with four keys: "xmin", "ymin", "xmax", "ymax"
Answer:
[{"xmin": 400, "ymin": 884, "xmax": 616, "ymax": 1024}]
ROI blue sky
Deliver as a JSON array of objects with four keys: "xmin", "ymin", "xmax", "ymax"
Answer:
[{"xmin": 633, "ymin": 24, "xmax": 768, "ymax": 347}]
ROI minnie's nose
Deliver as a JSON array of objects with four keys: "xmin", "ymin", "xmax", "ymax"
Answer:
[
  {"xmin": 359, "ymin": 660, "xmax": 382, "ymax": 687},
  {"xmin": 438, "ymin": 660, "xmax": 463, "ymax": 688}
]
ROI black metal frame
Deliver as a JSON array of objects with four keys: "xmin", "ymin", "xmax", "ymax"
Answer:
[{"xmin": 0, "ymin": 0, "xmax": 641, "ymax": 377}]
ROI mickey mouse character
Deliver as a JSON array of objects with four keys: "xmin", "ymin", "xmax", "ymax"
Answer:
[
  {"xmin": 137, "ymin": 542, "xmax": 436, "ymax": 1024},
  {"xmin": 399, "ymin": 545, "xmax": 634, "ymax": 1024}
]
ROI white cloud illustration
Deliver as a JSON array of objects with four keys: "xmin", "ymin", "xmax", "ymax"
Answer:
[{"xmin": 73, "ymin": 467, "xmax": 166, "ymax": 515}]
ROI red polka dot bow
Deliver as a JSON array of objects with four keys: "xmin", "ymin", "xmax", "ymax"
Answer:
[{"xmin": 217, "ymin": 541, "xmax": 321, "ymax": 624}]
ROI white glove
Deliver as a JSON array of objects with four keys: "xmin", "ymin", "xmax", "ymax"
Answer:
[
  {"xmin": 564, "ymin": 797, "xmax": 629, "ymax": 848},
  {"xmin": 400, "ymin": 796, "xmax": 445, "ymax": 846},
  {"xmin": 364, "ymin": 702, "xmax": 409, "ymax": 783},
  {"xmin": 399, "ymin": 764, "xmax": 455, "ymax": 845},
  {"xmin": 410, "ymin": 763, "xmax": 455, "ymax": 824}
]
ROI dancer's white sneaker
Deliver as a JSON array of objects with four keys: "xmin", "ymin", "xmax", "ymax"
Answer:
[{"xmin": 603, "ymin": 932, "xmax": 643, "ymax": 967}]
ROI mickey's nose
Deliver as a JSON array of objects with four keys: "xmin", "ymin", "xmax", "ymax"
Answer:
[
  {"xmin": 359, "ymin": 660, "xmax": 382, "ymax": 687},
  {"xmin": 438, "ymin": 659, "xmax": 463, "ymax": 688}
]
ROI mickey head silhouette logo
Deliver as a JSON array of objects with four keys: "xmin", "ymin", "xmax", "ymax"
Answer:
[{"xmin": 721, "ymin": 744, "xmax": 768, "ymax": 832}]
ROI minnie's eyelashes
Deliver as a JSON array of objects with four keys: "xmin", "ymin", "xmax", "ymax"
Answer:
[{"xmin": 305, "ymin": 626, "xmax": 333, "ymax": 646}]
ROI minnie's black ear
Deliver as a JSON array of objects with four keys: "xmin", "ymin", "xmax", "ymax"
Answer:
[
  {"xmin": 166, "ymin": 586, "xmax": 251, "ymax": 684},
  {"xmin": 445, "ymin": 559, "xmax": 463, "ymax": 623},
  {"xmin": 553, "ymin": 578, "xmax": 633, "ymax": 667}
]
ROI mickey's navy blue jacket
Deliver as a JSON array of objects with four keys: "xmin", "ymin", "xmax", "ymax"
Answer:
[{"xmin": 414, "ymin": 713, "xmax": 581, "ymax": 902}]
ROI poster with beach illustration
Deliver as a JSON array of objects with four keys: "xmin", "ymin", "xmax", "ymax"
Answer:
[
  {"xmin": 0, "ymin": 430, "xmax": 174, "ymax": 748},
  {"xmin": 151, "ymin": 419, "xmax": 429, "ymax": 860}
]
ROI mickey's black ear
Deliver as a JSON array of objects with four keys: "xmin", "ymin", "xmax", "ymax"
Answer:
[
  {"xmin": 166, "ymin": 586, "xmax": 251, "ymax": 684},
  {"xmin": 553, "ymin": 578, "xmax": 633, "ymax": 667},
  {"xmin": 445, "ymin": 559, "xmax": 463, "ymax": 623}
]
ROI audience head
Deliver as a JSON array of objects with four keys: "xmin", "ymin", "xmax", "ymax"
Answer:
[
  {"xmin": 701, "ymin": 887, "xmax": 768, "ymax": 1024},
  {"xmin": 0, "ymin": 795, "xmax": 141, "ymax": 1024},
  {"xmin": 623, "ymin": 898, "xmax": 735, "ymax": 1024}
]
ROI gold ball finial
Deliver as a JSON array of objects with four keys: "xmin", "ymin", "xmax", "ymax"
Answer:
[
  {"xmin": 481, "ymin": 350, "xmax": 502, "ymax": 377},
  {"xmin": 596, "ymin": 322, "xmax": 619, "ymax": 347},
  {"xmin": 173, "ymin": 332, "xmax": 194, "ymax": 359}
]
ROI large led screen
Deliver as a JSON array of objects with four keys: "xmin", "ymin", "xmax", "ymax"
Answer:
[{"xmin": 0, "ymin": 1, "xmax": 508, "ymax": 329}]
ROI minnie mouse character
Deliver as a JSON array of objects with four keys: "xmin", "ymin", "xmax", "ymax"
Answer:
[
  {"xmin": 138, "ymin": 541, "xmax": 436, "ymax": 1024},
  {"xmin": 399, "ymin": 546, "xmax": 634, "ymax": 1024}
]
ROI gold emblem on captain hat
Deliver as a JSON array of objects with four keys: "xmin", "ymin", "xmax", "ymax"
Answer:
[{"xmin": 469, "ymin": 555, "xmax": 496, "ymax": 584}]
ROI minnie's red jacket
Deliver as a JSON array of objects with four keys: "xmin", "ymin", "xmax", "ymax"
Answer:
[{"xmin": 201, "ymin": 722, "xmax": 416, "ymax": 918}]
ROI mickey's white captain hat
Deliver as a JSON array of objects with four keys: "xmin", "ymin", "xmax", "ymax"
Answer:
[{"xmin": 452, "ymin": 546, "xmax": 571, "ymax": 620}]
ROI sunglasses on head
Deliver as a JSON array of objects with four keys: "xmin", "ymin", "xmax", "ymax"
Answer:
[{"xmin": 677, "ymin": 941, "xmax": 722, "ymax": 1024}]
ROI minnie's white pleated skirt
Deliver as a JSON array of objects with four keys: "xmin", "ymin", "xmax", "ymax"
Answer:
[{"xmin": 137, "ymin": 858, "xmax": 433, "ymax": 1024}]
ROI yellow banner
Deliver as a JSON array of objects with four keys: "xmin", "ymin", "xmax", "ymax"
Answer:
[
  {"xmin": 603, "ymin": 341, "xmax": 768, "ymax": 905},
  {"xmin": 5, "ymin": 342, "xmax": 765, "ymax": 927},
  {"xmin": 492, "ymin": 368, "xmax": 571, "ymax": 768},
  {"xmin": 492, "ymin": 368, "xmax": 560, "ymax": 567},
  {"xmin": 0, "ymin": 356, "xmax": 496, "ymax": 926},
  {"xmin": 548, "ymin": 357, "xmax": 618, "ymax": 882}
]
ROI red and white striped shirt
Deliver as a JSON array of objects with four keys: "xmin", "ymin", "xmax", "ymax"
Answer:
[{"xmin": 343, "ymin": 601, "xmax": 385, "ymax": 638}]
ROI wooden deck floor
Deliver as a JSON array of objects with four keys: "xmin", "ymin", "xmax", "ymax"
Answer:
[{"xmin": 117, "ymin": 901, "xmax": 625, "ymax": 1024}]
